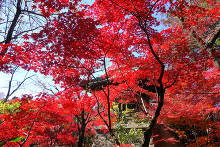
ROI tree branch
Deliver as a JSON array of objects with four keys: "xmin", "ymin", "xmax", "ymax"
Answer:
[
  {"xmin": 0, "ymin": 0, "xmax": 22, "ymax": 55},
  {"xmin": 21, "ymin": 9, "xmax": 45, "ymax": 17},
  {"xmin": 4, "ymin": 66, "xmax": 19, "ymax": 102},
  {"xmin": 4, "ymin": 67, "xmax": 35, "ymax": 102}
]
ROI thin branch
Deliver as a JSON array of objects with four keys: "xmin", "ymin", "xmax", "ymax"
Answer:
[
  {"xmin": 93, "ymin": 92, "xmax": 110, "ymax": 129},
  {"xmin": 164, "ymin": 73, "xmax": 179, "ymax": 89},
  {"xmin": 21, "ymin": 9, "xmax": 45, "ymax": 17},
  {"xmin": 4, "ymin": 66, "xmax": 19, "ymax": 102},
  {"xmin": 8, "ymin": 75, "xmax": 35, "ymax": 98},
  {"xmin": 4, "ymin": 67, "xmax": 35, "ymax": 102},
  {"xmin": 12, "ymin": 26, "xmax": 43, "ymax": 40},
  {"xmin": 0, "ymin": 21, "xmax": 13, "ymax": 25},
  {"xmin": 0, "ymin": 26, "xmax": 43, "ymax": 44},
  {"xmin": 109, "ymin": 0, "xmax": 135, "ymax": 16}
]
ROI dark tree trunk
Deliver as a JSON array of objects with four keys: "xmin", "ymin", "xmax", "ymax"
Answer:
[
  {"xmin": 142, "ymin": 88, "xmax": 165, "ymax": 147},
  {"xmin": 78, "ymin": 125, "xmax": 86, "ymax": 147},
  {"xmin": 77, "ymin": 111, "xmax": 86, "ymax": 147},
  {"xmin": 0, "ymin": 0, "xmax": 22, "ymax": 55}
]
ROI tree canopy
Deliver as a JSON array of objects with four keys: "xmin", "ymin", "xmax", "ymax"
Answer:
[{"xmin": 0, "ymin": 0, "xmax": 219, "ymax": 146}]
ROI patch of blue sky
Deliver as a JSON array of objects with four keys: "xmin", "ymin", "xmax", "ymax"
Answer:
[
  {"xmin": 152, "ymin": 12, "xmax": 168, "ymax": 32},
  {"xmin": 0, "ymin": 68, "xmax": 61, "ymax": 100},
  {"xmin": 81, "ymin": 0, "xmax": 95, "ymax": 5}
]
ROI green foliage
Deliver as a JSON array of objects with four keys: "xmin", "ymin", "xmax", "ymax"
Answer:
[
  {"xmin": 0, "ymin": 137, "xmax": 25, "ymax": 147},
  {"xmin": 115, "ymin": 126, "xmax": 143, "ymax": 145},
  {"xmin": 0, "ymin": 101, "xmax": 20, "ymax": 114},
  {"xmin": 8, "ymin": 137, "xmax": 25, "ymax": 142},
  {"xmin": 133, "ymin": 117, "xmax": 150, "ymax": 124},
  {"xmin": 0, "ymin": 101, "xmax": 23, "ymax": 146},
  {"xmin": 215, "ymin": 38, "xmax": 220, "ymax": 46}
]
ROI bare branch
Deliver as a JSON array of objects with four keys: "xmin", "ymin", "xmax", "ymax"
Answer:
[
  {"xmin": 0, "ymin": 26, "xmax": 43, "ymax": 44},
  {"xmin": 21, "ymin": 9, "xmax": 45, "ymax": 17},
  {"xmin": 9, "ymin": 75, "xmax": 35, "ymax": 98},
  {"xmin": 3, "ymin": 67, "xmax": 35, "ymax": 102},
  {"xmin": 4, "ymin": 66, "xmax": 19, "ymax": 102},
  {"xmin": 0, "ymin": 0, "xmax": 22, "ymax": 55}
]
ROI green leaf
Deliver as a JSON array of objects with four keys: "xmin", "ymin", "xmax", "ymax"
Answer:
[{"xmin": 8, "ymin": 137, "xmax": 24, "ymax": 142}]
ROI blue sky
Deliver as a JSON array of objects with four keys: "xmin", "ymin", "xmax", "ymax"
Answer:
[{"xmin": 0, "ymin": 69, "xmax": 59, "ymax": 99}]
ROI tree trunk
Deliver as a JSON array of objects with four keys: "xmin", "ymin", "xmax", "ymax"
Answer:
[
  {"xmin": 0, "ymin": 0, "xmax": 22, "ymax": 55},
  {"xmin": 78, "ymin": 125, "xmax": 86, "ymax": 147},
  {"xmin": 142, "ymin": 89, "xmax": 165, "ymax": 147},
  {"xmin": 78, "ymin": 111, "xmax": 86, "ymax": 147}
]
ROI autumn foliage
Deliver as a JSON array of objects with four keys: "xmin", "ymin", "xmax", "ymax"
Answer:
[{"xmin": 0, "ymin": 0, "xmax": 219, "ymax": 146}]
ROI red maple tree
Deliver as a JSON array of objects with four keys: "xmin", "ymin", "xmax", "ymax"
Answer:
[{"xmin": 0, "ymin": 0, "xmax": 219, "ymax": 146}]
